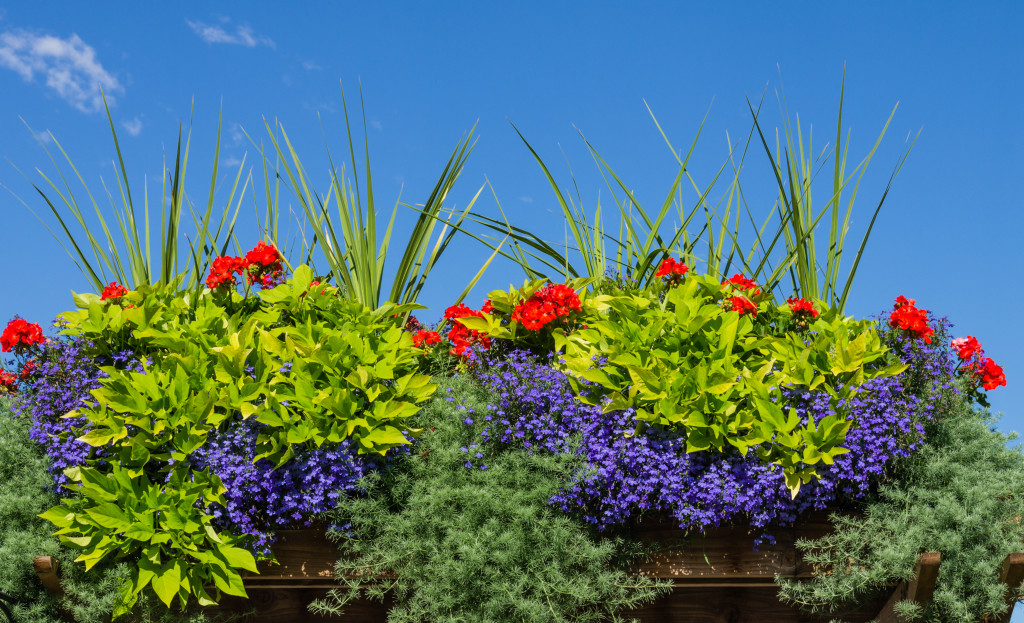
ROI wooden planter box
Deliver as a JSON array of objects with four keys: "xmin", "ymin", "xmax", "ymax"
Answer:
[{"xmin": 35, "ymin": 512, "xmax": 1024, "ymax": 622}]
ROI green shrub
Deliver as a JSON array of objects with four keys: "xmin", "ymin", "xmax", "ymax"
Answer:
[
  {"xmin": 313, "ymin": 375, "xmax": 671, "ymax": 622},
  {"xmin": 777, "ymin": 386, "xmax": 1024, "ymax": 621},
  {"xmin": 0, "ymin": 398, "xmax": 223, "ymax": 623}
]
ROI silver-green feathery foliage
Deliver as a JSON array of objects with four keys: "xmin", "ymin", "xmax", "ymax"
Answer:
[
  {"xmin": 313, "ymin": 375, "xmax": 671, "ymax": 623},
  {"xmin": 776, "ymin": 387, "xmax": 1024, "ymax": 622}
]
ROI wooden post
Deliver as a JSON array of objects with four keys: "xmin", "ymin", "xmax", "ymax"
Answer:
[
  {"xmin": 874, "ymin": 552, "xmax": 941, "ymax": 623},
  {"xmin": 33, "ymin": 556, "xmax": 63, "ymax": 597},
  {"xmin": 988, "ymin": 553, "xmax": 1024, "ymax": 623}
]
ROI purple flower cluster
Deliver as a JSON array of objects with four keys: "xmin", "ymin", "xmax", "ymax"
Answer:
[
  {"xmin": 467, "ymin": 313, "xmax": 954, "ymax": 543},
  {"xmin": 191, "ymin": 416, "xmax": 380, "ymax": 554},
  {"xmin": 14, "ymin": 335, "xmax": 136, "ymax": 488}
]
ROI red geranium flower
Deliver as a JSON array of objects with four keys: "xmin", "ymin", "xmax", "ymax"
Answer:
[
  {"xmin": 100, "ymin": 281, "xmax": 129, "ymax": 301},
  {"xmin": 206, "ymin": 255, "xmax": 246, "ymax": 289},
  {"xmin": 444, "ymin": 303, "xmax": 491, "ymax": 357},
  {"xmin": 1, "ymin": 318, "xmax": 45, "ymax": 353},
  {"xmin": 951, "ymin": 336, "xmax": 983, "ymax": 361},
  {"xmin": 729, "ymin": 296, "xmax": 757, "ymax": 317},
  {"xmin": 786, "ymin": 297, "xmax": 818, "ymax": 318},
  {"xmin": 19, "ymin": 358, "xmax": 37, "ymax": 381},
  {"xmin": 0, "ymin": 370, "xmax": 16, "ymax": 395},
  {"xmin": 888, "ymin": 296, "xmax": 934, "ymax": 344},
  {"xmin": 412, "ymin": 330, "xmax": 442, "ymax": 348},
  {"xmin": 511, "ymin": 283, "xmax": 582, "ymax": 331},
  {"xmin": 244, "ymin": 241, "xmax": 285, "ymax": 289},
  {"xmin": 655, "ymin": 257, "xmax": 689, "ymax": 286},
  {"xmin": 975, "ymin": 357, "xmax": 1007, "ymax": 391},
  {"xmin": 723, "ymin": 274, "xmax": 761, "ymax": 296}
]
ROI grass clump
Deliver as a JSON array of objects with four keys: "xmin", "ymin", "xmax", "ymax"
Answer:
[
  {"xmin": 777, "ymin": 386, "xmax": 1024, "ymax": 622},
  {"xmin": 313, "ymin": 374, "xmax": 670, "ymax": 623}
]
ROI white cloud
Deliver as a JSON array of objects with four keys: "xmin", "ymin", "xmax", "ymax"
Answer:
[
  {"xmin": 370, "ymin": 119, "xmax": 383, "ymax": 131},
  {"xmin": 519, "ymin": 196, "xmax": 534, "ymax": 203},
  {"xmin": 33, "ymin": 129, "xmax": 52, "ymax": 143},
  {"xmin": 223, "ymin": 156, "xmax": 242, "ymax": 168},
  {"xmin": 0, "ymin": 29, "xmax": 121, "ymax": 112},
  {"xmin": 302, "ymin": 60, "xmax": 321, "ymax": 71},
  {"xmin": 121, "ymin": 117, "xmax": 142, "ymax": 136},
  {"xmin": 187, "ymin": 19, "xmax": 274, "ymax": 48}
]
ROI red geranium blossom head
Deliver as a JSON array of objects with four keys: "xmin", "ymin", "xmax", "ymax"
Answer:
[
  {"xmin": 244, "ymin": 241, "xmax": 285, "ymax": 289},
  {"xmin": 888, "ymin": 296, "xmax": 934, "ymax": 344},
  {"xmin": 444, "ymin": 303, "xmax": 491, "ymax": 357},
  {"xmin": 0, "ymin": 370, "xmax": 16, "ymax": 395},
  {"xmin": 511, "ymin": 283, "xmax": 582, "ymax": 332},
  {"xmin": 100, "ymin": 281, "xmax": 129, "ymax": 301},
  {"xmin": 411, "ymin": 330, "xmax": 442, "ymax": 348},
  {"xmin": 206, "ymin": 255, "xmax": 246, "ymax": 290},
  {"xmin": 974, "ymin": 357, "xmax": 1007, "ymax": 391},
  {"xmin": 655, "ymin": 257, "xmax": 689, "ymax": 286},
  {"xmin": 723, "ymin": 274, "xmax": 761, "ymax": 296},
  {"xmin": 728, "ymin": 296, "xmax": 757, "ymax": 317},
  {"xmin": 1, "ymin": 318, "xmax": 45, "ymax": 353},
  {"xmin": 951, "ymin": 336, "xmax": 983, "ymax": 361}
]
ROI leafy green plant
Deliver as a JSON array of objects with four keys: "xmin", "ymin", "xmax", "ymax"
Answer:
[
  {"xmin": 777, "ymin": 387, "xmax": 1024, "ymax": 621},
  {"xmin": 12, "ymin": 99, "xmax": 248, "ymax": 292},
  {"xmin": 313, "ymin": 375, "xmax": 671, "ymax": 622},
  {"xmin": 39, "ymin": 265, "xmax": 437, "ymax": 614},
  {"xmin": 464, "ymin": 276, "xmax": 904, "ymax": 495}
]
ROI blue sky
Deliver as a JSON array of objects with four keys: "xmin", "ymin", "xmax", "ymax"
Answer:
[{"xmin": 0, "ymin": 2, "xmax": 1021, "ymax": 457}]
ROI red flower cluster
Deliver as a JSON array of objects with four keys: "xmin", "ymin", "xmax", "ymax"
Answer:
[
  {"xmin": 19, "ymin": 359, "xmax": 37, "ymax": 381},
  {"xmin": 728, "ymin": 296, "xmax": 757, "ymax": 317},
  {"xmin": 888, "ymin": 296, "xmax": 934, "ymax": 344},
  {"xmin": 244, "ymin": 241, "xmax": 285, "ymax": 288},
  {"xmin": 950, "ymin": 335, "xmax": 1006, "ymax": 391},
  {"xmin": 975, "ymin": 357, "xmax": 1007, "ymax": 391},
  {"xmin": 786, "ymin": 296, "xmax": 819, "ymax": 328},
  {"xmin": 412, "ymin": 330, "xmax": 442, "ymax": 348},
  {"xmin": 206, "ymin": 256, "xmax": 247, "ymax": 289},
  {"xmin": 444, "ymin": 304, "xmax": 491, "ymax": 357},
  {"xmin": 100, "ymin": 281, "xmax": 129, "ymax": 301},
  {"xmin": 206, "ymin": 242, "xmax": 285, "ymax": 291},
  {"xmin": 1, "ymin": 318, "xmax": 44, "ymax": 353},
  {"xmin": 0, "ymin": 370, "xmax": 16, "ymax": 395},
  {"xmin": 655, "ymin": 257, "xmax": 689, "ymax": 286},
  {"xmin": 723, "ymin": 273, "xmax": 761, "ymax": 296},
  {"xmin": 951, "ymin": 336, "xmax": 982, "ymax": 361},
  {"xmin": 510, "ymin": 283, "xmax": 583, "ymax": 331}
]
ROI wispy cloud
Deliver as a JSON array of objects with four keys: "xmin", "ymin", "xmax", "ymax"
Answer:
[
  {"xmin": 370, "ymin": 119, "xmax": 383, "ymax": 131},
  {"xmin": 187, "ymin": 19, "xmax": 274, "ymax": 48},
  {"xmin": 519, "ymin": 196, "xmax": 534, "ymax": 203},
  {"xmin": 223, "ymin": 156, "xmax": 242, "ymax": 168},
  {"xmin": 302, "ymin": 60, "xmax": 321, "ymax": 71},
  {"xmin": 121, "ymin": 116, "xmax": 142, "ymax": 136},
  {"xmin": 33, "ymin": 129, "xmax": 52, "ymax": 143},
  {"xmin": 0, "ymin": 29, "xmax": 121, "ymax": 112}
]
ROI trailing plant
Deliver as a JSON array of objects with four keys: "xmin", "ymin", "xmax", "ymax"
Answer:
[
  {"xmin": 314, "ymin": 374, "xmax": 671, "ymax": 623},
  {"xmin": 776, "ymin": 388, "xmax": 1024, "ymax": 621},
  {"xmin": 36, "ymin": 259, "xmax": 436, "ymax": 614}
]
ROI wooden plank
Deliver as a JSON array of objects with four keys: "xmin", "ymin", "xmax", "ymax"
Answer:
[
  {"xmin": 33, "ymin": 556, "xmax": 63, "ymax": 596},
  {"xmin": 215, "ymin": 589, "xmax": 391, "ymax": 622},
  {"xmin": 989, "ymin": 553, "xmax": 1024, "ymax": 623},
  {"xmin": 874, "ymin": 552, "xmax": 941, "ymax": 623}
]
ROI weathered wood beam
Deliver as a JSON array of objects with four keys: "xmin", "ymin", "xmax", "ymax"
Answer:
[
  {"xmin": 33, "ymin": 556, "xmax": 63, "ymax": 597},
  {"xmin": 874, "ymin": 552, "xmax": 941, "ymax": 623},
  {"xmin": 988, "ymin": 552, "xmax": 1024, "ymax": 623}
]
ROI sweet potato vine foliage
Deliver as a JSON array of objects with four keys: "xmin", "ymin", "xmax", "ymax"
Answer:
[{"xmin": 32, "ymin": 258, "xmax": 436, "ymax": 615}]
